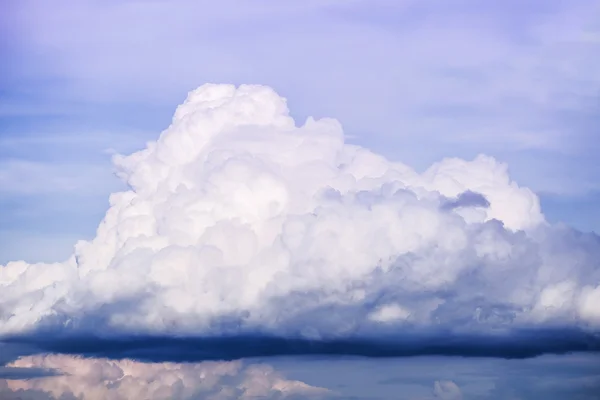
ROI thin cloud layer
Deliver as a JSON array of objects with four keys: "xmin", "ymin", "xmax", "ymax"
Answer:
[
  {"xmin": 1, "ymin": 354, "xmax": 330, "ymax": 400},
  {"xmin": 0, "ymin": 84, "xmax": 599, "ymax": 343}
]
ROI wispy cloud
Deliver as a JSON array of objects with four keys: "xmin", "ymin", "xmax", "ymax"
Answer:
[{"xmin": 4, "ymin": 0, "xmax": 599, "ymax": 191}]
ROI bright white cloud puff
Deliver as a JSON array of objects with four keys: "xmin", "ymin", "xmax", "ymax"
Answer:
[{"xmin": 0, "ymin": 84, "xmax": 598, "ymax": 339}]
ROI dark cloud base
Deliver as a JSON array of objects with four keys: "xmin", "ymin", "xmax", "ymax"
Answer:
[{"xmin": 2, "ymin": 328, "xmax": 599, "ymax": 363}]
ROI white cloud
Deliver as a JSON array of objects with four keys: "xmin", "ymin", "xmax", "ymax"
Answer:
[{"xmin": 0, "ymin": 84, "xmax": 598, "ymax": 338}]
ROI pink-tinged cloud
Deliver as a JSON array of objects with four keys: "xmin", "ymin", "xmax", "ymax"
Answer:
[{"xmin": 2, "ymin": 354, "xmax": 330, "ymax": 399}]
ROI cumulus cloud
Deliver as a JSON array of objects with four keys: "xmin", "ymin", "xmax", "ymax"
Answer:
[
  {"xmin": 0, "ymin": 84, "xmax": 599, "ymax": 346},
  {"xmin": 0, "ymin": 354, "xmax": 330, "ymax": 400}
]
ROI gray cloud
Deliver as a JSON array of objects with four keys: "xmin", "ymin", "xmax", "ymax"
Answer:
[{"xmin": 440, "ymin": 191, "xmax": 490, "ymax": 211}]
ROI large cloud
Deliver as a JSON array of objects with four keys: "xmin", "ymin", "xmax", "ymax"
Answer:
[{"xmin": 0, "ymin": 84, "xmax": 599, "ymax": 343}]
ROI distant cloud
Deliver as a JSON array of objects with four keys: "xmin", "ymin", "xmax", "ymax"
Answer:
[{"xmin": 0, "ymin": 354, "xmax": 331, "ymax": 400}]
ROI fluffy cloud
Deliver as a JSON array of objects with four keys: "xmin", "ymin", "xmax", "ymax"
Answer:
[
  {"xmin": 0, "ymin": 84, "xmax": 598, "ymax": 340},
  {"xmin": 0, "ymin": 354, "xmax": 330, "ymax": 400}
]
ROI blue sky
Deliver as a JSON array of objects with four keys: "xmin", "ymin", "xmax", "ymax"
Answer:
[{"xmin": 1, "ymin": 0, "xmax": 599, "ymax": 264}]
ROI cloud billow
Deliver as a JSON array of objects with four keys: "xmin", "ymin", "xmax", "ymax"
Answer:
[{"xmin": 0, "ymin": 84, "xmax": 599, "ymax": 354}]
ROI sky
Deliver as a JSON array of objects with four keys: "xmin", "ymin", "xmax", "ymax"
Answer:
[
  {"xmin": 1, "ymin": 0, "xmax": 599, "ymax": 264},
  {"xmin": 1, "ymin": 2, "xmax": 600, "ymax": 399}
]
